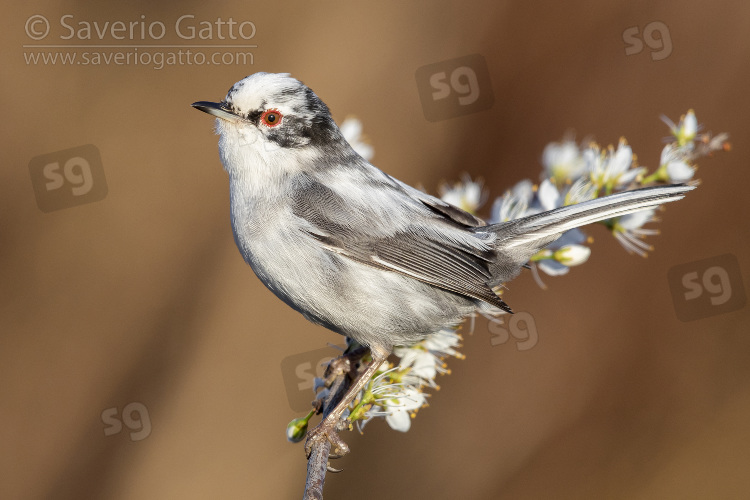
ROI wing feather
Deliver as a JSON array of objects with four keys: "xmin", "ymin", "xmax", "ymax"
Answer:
[{"xmin": 294, "ymin": 173, "xmax": 512, "ymax": 313}]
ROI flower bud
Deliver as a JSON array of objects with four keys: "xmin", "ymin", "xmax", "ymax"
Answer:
[
  {"xmin": 286, "ymin": 410, "xmax": 314, "ymax": 443},
  {"xmin": 553, "ymin": 244, "xmax": 591, "ymax": 266}
]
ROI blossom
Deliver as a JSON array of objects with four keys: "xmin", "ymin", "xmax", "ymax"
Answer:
[
  {"xmin": 659, "ymin": 144, "xmax": 695, "ymax": 183},
  {"xmin": 490, "ymin": 179, "xmax": 534, "ymax": 222},
  {"xmin": 542, "ymin": 140, "xmax": 587, "ymax": 182},
  {"xmin": 345, "ymin": 328, "xmax": 464, "ymax": 433},
  {"xmin": 357, "ymin": 367, "xmax": 429, "ymax": 432},
  {"xmin": 553, "ymin": 244, "xmax": 591, "ymax": 266},
  {"xmin": 564, "ymin": 177, "xmax": 598, "ymax": 205},
  {"xmin": 382, "ymin": 387, "xmax": 427, "ymax": 432},
  {"xmin": 610, "ymin": 208, "xmax": 660, "ymax": 257},
  {"xmin": 422, "ymin": 328, "xmax": 463, "ymax": 358},
  {"xmin": 537, "ymin": 179, "xmax": 562, "ymax": 211},
  {"xmin": 587, "ymin": 140, "xmax": 645, "ymax": 192},
  {"xmin": 662, "ymin": 109, "xmax": 698, "ymax": 146},
  {"xmin": 340, "ymin": 117, "xmax": 374, "ymax": 161},
  {"xmin": 393, "ymin": 346, "xmax": 442, "ymax": 381},
  {"xmin": 393, "ymin": 328, "xmax": 463, "ymax": 383},
  {"xmin": 532, "ymin": 237, "xmax": 590, "ymax": 276},
  {"xmin": 364, "ymin": 381, "xmax": 428, "ymax": 432},
  {"xmin": 439, "ymin": 175, "xmax": 486, "ymax": 214}
]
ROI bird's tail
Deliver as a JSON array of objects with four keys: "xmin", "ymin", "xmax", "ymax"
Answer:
[{"xmin": 485, "ymin": 184, "xmax": 695, "ymax": 279}]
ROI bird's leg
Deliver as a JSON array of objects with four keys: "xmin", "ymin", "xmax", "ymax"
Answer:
[{"xmin": 305, "ymin": 344, "xmax": 390, "ymax": 459}]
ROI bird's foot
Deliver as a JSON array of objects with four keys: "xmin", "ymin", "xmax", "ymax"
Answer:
[{"xmin": 304, "ymin": 416, "xmax": 350, "ymax": 459}]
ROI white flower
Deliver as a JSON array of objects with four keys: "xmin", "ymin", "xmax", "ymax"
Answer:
[
  {"xmin": 536, "ymin": 254, "xmax": 570, "ymax": 276},
  {"xmin": 490, "ymin": 180, "xmax": 534, "ymax": 222},
  {"xmin": 394, "ymin": 329, "xmax": 462, "ymax": 383},
  {"xmin": 439, "ymin": 175, "xmax": 486, "ymax": 214},
  {"xmin": 511, "ymin": 179, "xmax": 535, "ymax": 204},
  {"xmin": 588, "ymin": 140, "xmax": 644, "ymax": 190},
  {"xmin": 422, "ymin": 328, "xmax": 463, "ymax": 358},
  {"xmin": 663, "ymin": 109, "xmax": 698, "ymax": 147},
  {"xmin": 380, "ymin": 387, "xmax": 427, "ymax": 432},
  {"xmin": 553, "ymin": 244, "xmax": 591, "ymax": 266},
  {"xmin": 340, "ymin": 117, "xmax": 374, "ymax": 161},
  {"xmin": 611, "ymin": 208, "xmax": 659, "ymax": 256},
  {"xmin": 351, "ymin": 328, "xmax": 464, "ymax": 432},
  {"xmin": 564, "ymin": 177, "xmax": 598, "ymax": 205},
  {"xmin": 394, "ymin": 347, "xmax": 440, "ymax": 380},
  {"xmin": 537, "ymin": 179, "xmax": 562, "ymax": 211},
  {"xmin": 362, "ymin": 373, "xmax": 428, "ymax": 432},
  {"xmin": 704, "ymin": 132, "xmax": 730, "ymax": 154},
  {"xmin": 683, "ymin": 110, "xmax": 698, "ymax": 138},
  {"xmin": 659, "ymin": 144, "xmax": 695, "ymax": 182},
  {"xmin": 533, "ymin": 228, "xmax": 589, "ymax": 279},
  {"xmin": 542, "ymin": 140, "xmax": 586, "ymax": 181}
]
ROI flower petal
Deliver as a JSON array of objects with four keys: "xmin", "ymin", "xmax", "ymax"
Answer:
[
  {"xmin": 665, "ymin": 160, "xmax": 695, "ymax": 182},
  {"xmin": 555, "ymin": 244, "xmax": 591, "ymax": 266},
  {"xmin": 618, "ymin": 208, "xmax": 656, "ymax": 230},
  {"xmin": 386, "ymin": 408, "xmax": 412, "ymax": 432},
  {"xmin": 538, "ymin": 259, "xmax": 570, "ymax": 276},
  {"xmin": 537, "ymin": 179, "xmax": 561, "ymax": 211}
]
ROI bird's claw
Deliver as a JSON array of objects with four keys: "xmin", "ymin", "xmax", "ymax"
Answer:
[
  {"xmin": 326, "ymin": 462, "xmax": 343, "ymax": 473},
  {"xmin": 304, "ymin": 419, "xmax": 350, "ymax": 459}
]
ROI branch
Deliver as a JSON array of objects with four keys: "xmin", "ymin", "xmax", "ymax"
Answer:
[
  {"xmin": 303, "ymin": 438, "xmax": 330, "ymax": 500},
  {"xmin": 302, "ymin": 344, "xmax": 369, "ymax": 499}
]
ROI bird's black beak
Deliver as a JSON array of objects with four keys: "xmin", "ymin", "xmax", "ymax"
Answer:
[{"xmin": 191, "ymin": 101, "xmax": 243, "ymax": 122}]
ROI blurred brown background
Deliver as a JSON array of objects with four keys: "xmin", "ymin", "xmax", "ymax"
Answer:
[{"xmin": 2, "ymin": 1, "xmax": 749, "ymax": 498}]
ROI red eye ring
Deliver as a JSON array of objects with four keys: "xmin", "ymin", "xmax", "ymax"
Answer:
[{"xmin": 261, "ymin": 109, "xmax": 283, "ymax": 127}]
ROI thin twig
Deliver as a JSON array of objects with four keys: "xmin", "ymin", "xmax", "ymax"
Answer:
[
  {"xmin": 303, "ymin": 438, "xmax": 330, "ymax": 500},
  {"xmin": 302, "ymin": 344, "xmax": 369, "ymax": 499}
]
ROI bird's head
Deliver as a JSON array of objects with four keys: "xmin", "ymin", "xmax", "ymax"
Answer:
[{"xmin": 192, "ymin": 72, "xmax": 348, "ymax": 177}]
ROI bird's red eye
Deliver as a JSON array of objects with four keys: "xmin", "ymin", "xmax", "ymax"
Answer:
[{"xmin": 261, "ymin": 109, "xmax": 282, "ymax": 127}]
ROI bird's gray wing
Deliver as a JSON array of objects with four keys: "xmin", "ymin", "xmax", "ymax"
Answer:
[
  {"xmin": 385, "ymin": 175, "xmax": 487, "ymax": 228},
  {"xmin": 291, "ymin": 175, "xmax": 512, "ymax": 312}
]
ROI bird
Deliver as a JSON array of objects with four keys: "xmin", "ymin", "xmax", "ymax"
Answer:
[{"xmin": 192, "ymin": 72, "xmax": 693, "ymax": 457}]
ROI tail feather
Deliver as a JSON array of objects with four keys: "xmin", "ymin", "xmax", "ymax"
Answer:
[{"xmin": 488, "ymin": 184, "xmax": 694, "ymax": 272}]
